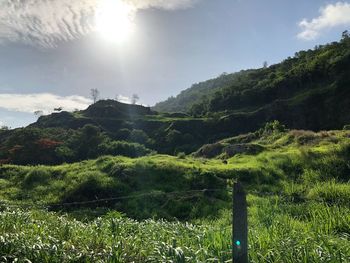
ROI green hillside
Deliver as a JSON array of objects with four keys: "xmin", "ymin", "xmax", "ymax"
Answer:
[
  {"xmin": 0, "ymin": 36, "xmax": 350, "ymax": 262},
  {"xmin": 2, "ymin": 36, "xmax": 350, "ymax": 165},
  {"xmin": 154, "ymin": 35, "xmax": 350, "ymax": 131},
  {"xmin": 0, "ymin": 100, "xmax": 216, "ymax": 164},
  {"xmin": 0, "ymin": 127, "xmax": 349, "ymax": 262}
]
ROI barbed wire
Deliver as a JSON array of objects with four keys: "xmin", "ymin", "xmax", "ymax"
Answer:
[
  {"xmin": 0, "ymin": 187, "xmax": 329, "ymax": 211},
  {"xmin": 0, "ymin": 188, "xmax": 228, "ymax": 210}
]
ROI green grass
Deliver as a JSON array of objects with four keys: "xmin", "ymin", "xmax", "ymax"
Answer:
[
  {"xmin": 0, "ymin": 128, "xmax": 349, "ymax": 262},
  {"xmin": 0, "ymin": 195, "xmax": 349, "ymax": 262}
]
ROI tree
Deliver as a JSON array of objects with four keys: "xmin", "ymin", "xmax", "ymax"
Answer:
[
  {"xmin": 131, "ymin": 94, "xmax": 139, "ymax": 104},
  {"xmin": 63, "ymin": 124, "xmax": 105, "ymax": 161},
  {"xmin": 129, "ymin": 129, "xmax": 149, "ymax": 145},
  {"xmin": 342, "ymin": 30, "xmax": 349, "ymax": 40},
  {"xmin": 34, "ymin": 110, "xmax": 43, "ymax": 117},
  {"xmin": 263, "ymin": 61, "xmax": 268, "ymax": 68},
  {"xmin": 90, "ymin": 88, "xmax": 100, "ymax": 103},
  {"xmin": 54, "ymin": 107, "xmax": 63, "ymax": 112}
]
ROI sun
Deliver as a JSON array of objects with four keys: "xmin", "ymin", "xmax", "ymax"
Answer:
[{"xmin": 95, "ymin": 0, "xmax": 135, "ymax": 43}]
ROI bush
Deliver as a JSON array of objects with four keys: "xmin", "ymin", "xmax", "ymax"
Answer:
[
  {"xmin": 177, "ymin": 152, "xmax": 186, "ymax": 159},
  {"xmin": 289, "ymin": 130, "xmax": 324, "ymax": 145},
  {"xmin": 259, "ymin": 120, "xmax": 286, "ymax": 135},
  {"xmin": 129, "ymin": 129, "xmax": 150, "ymax": 145},
  {"xmin": 98, "ymin": 140, "xmax": 152, "ymax": 157},
  {"xmin": 343, "ymin": 124, "xmax": 350, "ymax": 130},
  {"xmin": 60, "ymin": 171, "xmax": 129, "ymax": 205},
  {"xmin": 23, "ymin": 167, "xmax": 51, "ymax": 187}
]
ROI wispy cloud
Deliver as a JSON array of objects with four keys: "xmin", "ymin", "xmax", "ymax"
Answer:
[
  {"xmin": 125, "ymin": 0, "xmax": 199, "ymax": 10},
  {"xmin": 0, "ymin": 0, "xmax": 199, "ymax": 48},
  {"xmin": 0, "ymin": 0, "xmax": 96, "ymax": 48},
  {"xmin": 297, "ymin": 2, "xmax": 350, "ymax": 40},
  {"xmin": 0, "ymin": 93, "xmax": 92, "ymax": 114}
]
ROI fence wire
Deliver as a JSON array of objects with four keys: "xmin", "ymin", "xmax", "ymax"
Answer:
[
  {"xmin": 0, "ymin": 188, "xmax": 228, "ymax": 210},
  {"xmin": 0, "ymin": 187, "xmax": 328, "ymax": 212}
]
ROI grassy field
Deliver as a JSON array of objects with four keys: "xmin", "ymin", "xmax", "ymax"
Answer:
[{"xmin": 0, "ymin": 129, "xmax": 349, "ymax": 262}]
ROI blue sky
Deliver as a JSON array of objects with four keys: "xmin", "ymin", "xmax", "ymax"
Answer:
[{"xmin": 0, "ymin": 0, "xmax": 350, "ymax": 128}]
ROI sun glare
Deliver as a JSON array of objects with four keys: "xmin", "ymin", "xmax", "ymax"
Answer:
[{"xmin": 95, "ymin": 0, "xmax": 135, "ymax": 43}]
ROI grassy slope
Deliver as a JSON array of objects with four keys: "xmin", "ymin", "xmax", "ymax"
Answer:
[{"xmin": 0, "ymin": 129, "xmax": 349, "ymax": 262}]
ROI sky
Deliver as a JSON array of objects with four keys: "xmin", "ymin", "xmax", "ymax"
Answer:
[{"xmin": 0, "ymin": 0, "xmax": 350, "ymax": 128}]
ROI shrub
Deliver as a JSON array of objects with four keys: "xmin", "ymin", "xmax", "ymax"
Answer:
[
  {"xmin": 116, "ymin": 128, "xmax": 131, "ymax": 140},
  {"xmin": 290, "ymin": 130, "xmax": 319, "ymax": 145},
  {"xmin": 98, "ymin": 140, "xmax": 152, "ymax": 157},
  {"xmin": 60, "ymin": 171, "xmax": 129, "ymax": 205},
  {"xmin": 343, "ymin": 124, "xmax": 350, "ymax": 130},
  {"xmin": 260, "ymin": 120, "xmax": 286, "ymax": 135},
  {"xmin": 177, "ymin": 152, "xmax": 186, "ymax": 159},
  {"xmin": 129, "ymin": 129, "xmax": 150, "ymax": 145},
  {"xmin": 23, "ymin": 167, "xmax": 51, "ymax": 187}
]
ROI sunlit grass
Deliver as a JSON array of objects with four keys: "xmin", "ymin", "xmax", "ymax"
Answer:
[{"xmin": 0, "ymin": 128, "xmax": 349, "ymax": 261}]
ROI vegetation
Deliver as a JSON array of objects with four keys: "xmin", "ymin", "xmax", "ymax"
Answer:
[
  {"xmin": 0, "ymin": 125, "xmax": 349, "ymax": 261},
  {"xmin": 0, "ymin": 36, "xmax": 350, "ymax": 262},
  {"xmin": 0, "ymin": 124, "xmax": 153, "ymax": 165},
  {"xmin": 1, "ymin": 197, "xmax": 349, "ymax": 262},
  {"xmin": 154, "ymin": 35, "xmax": 350, "ymax": 131}
]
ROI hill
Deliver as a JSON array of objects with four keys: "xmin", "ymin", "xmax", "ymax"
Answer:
[
  {"xmin": 0, "ymin": 100, "xmax": 216, "ymax": 164},
  {"xmin": 1, "ymin": 37, "xmax": 350, "ymax": 166},
  {"xmin": 154, "ymin": 35, "xmax": 350, "ymax": 131},
  {"xmin": 0, "ymin": 127, "xmax": 349, "ymax": 261}
]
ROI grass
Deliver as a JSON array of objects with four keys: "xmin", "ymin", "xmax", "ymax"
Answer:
[
  {"xmin": 0, "ymin": 195, "xmax": 349, "ymax": 262},
  {"xmin": 0, "ymin": 128, "xmax": 349, "ymax": 262}
]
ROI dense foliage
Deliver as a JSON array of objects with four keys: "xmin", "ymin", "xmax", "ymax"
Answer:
[
  {"xmin": 0, "ymin": 124, "xmax": 153, "ymax": 165},
  {"xmin": 154, "ymin": 35, "xmax": 350, "ymax": 131}
]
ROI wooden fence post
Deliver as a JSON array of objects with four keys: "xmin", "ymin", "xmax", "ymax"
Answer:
[{"xmin": 232, "ymin": 182, "xmax": 248, "ymax": 263}]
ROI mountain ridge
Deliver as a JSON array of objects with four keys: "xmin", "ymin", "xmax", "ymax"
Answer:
[{"xmin": 153, "ymin": 35, "xmax": 350, "ymax": 131}]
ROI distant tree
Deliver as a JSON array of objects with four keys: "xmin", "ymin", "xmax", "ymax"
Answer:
[
  {"xmin": 165, "ymin": 129, "xmax": 183, "ymax": 146},
  {"xmin": 90, "ymin": 88, "xmax": 100, "ymax": 103},
  {"xmin": 131, "ymin": 94, "xmax": 139, "ymax": 104},
  {"xmin": 34, "ymin": 110, "xmax": 44, "ymax": 117},
  {"xmin": 116, "ymin": 128, "xmax": 131, "ymax": 140},
  {"xmin": 5, "ymin": 128, "xmax": 62, "ymax": 164},
  {"xmin": 64, "ymin": 124, "xmax": 105, "ymax": 160},
  {"xmin": 341, "ymin": 30, "xmax": 349, "ymax": 40},
  {"xmin": 54, "ymin": 107, "xmax": 63, "ymax": 112},
  {"xmin": 263, "ymin": 61, "xmax": 268, "ymax": 68},
  {"xmin": 129, "ymin": 129, "xmax": 149, "ymax": 145}
]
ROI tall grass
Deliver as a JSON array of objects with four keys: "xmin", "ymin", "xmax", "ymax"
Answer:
[
  {"xmin": 0, "ymin": 129, "xmax": 349, "ymax": 262},
  {"xmin": 1, "ymin": 193, "xmax": 349, "ymax": 262}
]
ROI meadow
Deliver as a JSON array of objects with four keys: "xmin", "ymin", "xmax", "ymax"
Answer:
[{"xmin": 0, "ymin": 128, "xmax": 349, "ymax": 262}]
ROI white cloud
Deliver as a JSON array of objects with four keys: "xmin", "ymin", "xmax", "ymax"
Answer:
[
  {"xmin": 0, "ymin": 0, "xmax": 96, "ymax": 48},
  {"xmin": 0, "ymin": 93, "xmax": 92, "ymax": 114},
  {"xmin": 125, "ymin": 0, "xmax": 199, "ymax": 10},
  {"xmin": 0, "ymin": 0, "xmax": 199, "ymax": 48},
  {"xmin": 298, "ymin": 2, "xmax": 350, "ymax": 40},
  {"xmin": 116, "ymin": 94, "xmax": 132, "ymax": 104}
]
